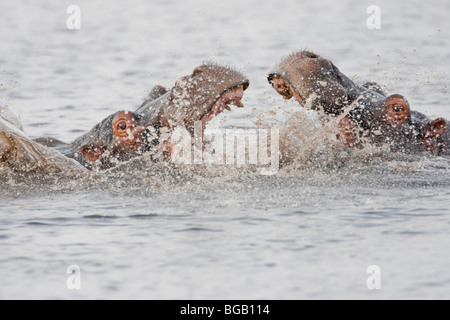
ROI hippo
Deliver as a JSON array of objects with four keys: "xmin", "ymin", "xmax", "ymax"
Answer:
[
  {"xmin": 268, "ymin": 50, "xmax": 362, "ymax": 116},
  {"xmin": 347, "ymin": 82, "xmax": 448, "ymax": 155},
  {"xmin": 135, "ymin": 63, "xmax": 248, "ymax": 134},
  {"xmin": 35, "ymin": 63, "xmax": 249, "ymax": 170},
  {"xmin": 0, "ymin": 106, "xmax": 85, "ymax": 173},
  {"xmin": 268, "ymin": 50, "xmax": 449, "ymax": 155},
  {"xmin": 50, "ymin": 110, "xmax": 152, "ymax": 170}
]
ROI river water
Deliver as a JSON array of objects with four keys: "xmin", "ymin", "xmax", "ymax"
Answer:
[{"xmin": 1, "ymin": 0, "xmax": 450, "ymax": 299}]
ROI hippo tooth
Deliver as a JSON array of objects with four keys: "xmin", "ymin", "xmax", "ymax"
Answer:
[
  {"xmin": 225, "ymin": 105, "xmax": 232, "ymax": 111},
  {"xmin": 235, "ymin": 101, "xmax": 245, "ymax": 108}
]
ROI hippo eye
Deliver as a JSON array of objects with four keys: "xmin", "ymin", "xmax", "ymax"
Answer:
[
  {"xmin": 392, "ymin": 104, "xmax": 404, "ymax": 113},
  {"xmin": 117, "ymin": 120, "xmax": 127, "ymax": 131}
]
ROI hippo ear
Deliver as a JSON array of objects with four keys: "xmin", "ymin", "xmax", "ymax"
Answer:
[
  {"xmin": 80, "ymin": 144, "xmax": 104, "ymax": 162},
  {"xmin": 147, "ymin": 85, "xmax": 168, "ymax": 101},
  {"xmin": 429, "ymin": 118, "xmax": 447, "ymax": 137},
  {"xmin": 363, "ymin": 81, "xmax": 386, "ymax": 96},
  {"xmin": 384, "ymin": 94, "xmax": 411, "ymax": 126}
]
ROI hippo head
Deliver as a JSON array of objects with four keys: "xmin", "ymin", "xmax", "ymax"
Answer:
[
  {"xmin": 347, "ymin": 87, "xmax": 450, "ymax": 155},
  {"xmin": 331, "ymin": 90, "xmax": 412, "ymax": 148},
  {"xmin": 348, "ymin": 92, "xmax": 411, "ymax": 133},
  {"xmin": 344, "ymin": 82, "xmax": 426, "ymax": 149},
  {"xmin": 69, "ymin": 64, "xmax": 249, "ymax": 169},
  {"xmin": 137, "ymin": 63, "xmax": 249, "ymax": 133},
  {"xmin": 68, "ymin": 110, "xmax": 151, "ymax": 169},
  {"xmin": 268, "ymin": 50, "xmax": 361, "ymax": 115}
]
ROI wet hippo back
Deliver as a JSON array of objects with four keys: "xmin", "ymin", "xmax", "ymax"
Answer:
[
  {"xmin": 0, "ymin": 106, "xmax": 24, "ymax": 132},
  {"xmin": 0, "ymin": 106, "xmax": 85, "ymax": 173}
]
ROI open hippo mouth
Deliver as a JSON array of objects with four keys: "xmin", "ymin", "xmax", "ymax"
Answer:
[
  {"xmin": 129, "ymin": 63, "xmax": 250, "ymax": 160},
  {"xmin": 268, "ymin": 51, "xmax": 358, "ymax": 115},
  {"xmin": 137, "ymin": 63, "xmax": 250, "ymax": 131},
  {"xmin": 267, "ymin": 74, "xmax": 307, "ymax": 106},
  {"xmin": 200, "ymin": 84, "xmax": 247, "ymax": 124}
]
